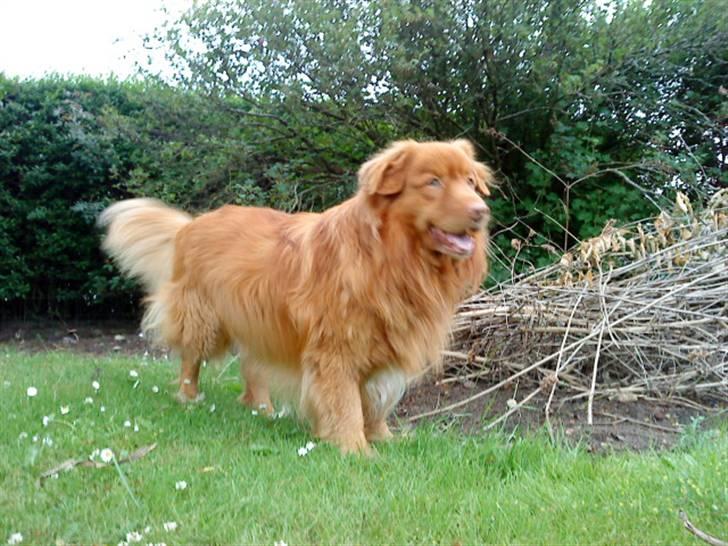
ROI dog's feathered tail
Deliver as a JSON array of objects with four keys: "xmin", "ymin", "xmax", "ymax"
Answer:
[
  {"xmin": 99, "ymin": 198, "xmax": 192, "ymax": 347},
  {"xmin": 98, "ymin": 198, "xmax": 192, "ymax": 294}
]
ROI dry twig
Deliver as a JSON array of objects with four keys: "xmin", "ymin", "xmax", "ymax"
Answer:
[
  {"xmin": 679, "ymin": 511, "xmax": 728, "ymax": 546},
  {"xmin": 38, "ymin": 443, "xmax": 157, "ymax": 486}
]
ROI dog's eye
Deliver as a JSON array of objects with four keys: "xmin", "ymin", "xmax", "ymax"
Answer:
[
  {"xmin": 428, "ymin": 178, "xmax": 442, "ymax": 188},
  {"xmin": 467, "ymin": 177, "xmax": 476, "ymax": 188}
]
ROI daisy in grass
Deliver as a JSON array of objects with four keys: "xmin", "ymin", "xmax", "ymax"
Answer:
[{"xmin": 100, "ymin": 448, "xmax": 114, "ymax": 463}]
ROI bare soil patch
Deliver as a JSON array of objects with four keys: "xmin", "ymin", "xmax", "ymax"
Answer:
[
  {"xmin": 1, "ymin": 319, "xmax": 165, "ymax": 358},
  {"xmin": 398, "ymin": 378, "xmax": 724, "ymax": 452}
]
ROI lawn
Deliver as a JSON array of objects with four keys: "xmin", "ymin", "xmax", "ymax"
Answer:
[{"xmin": 1, "ymin": 349, "xmax": 726, "ymax": 545}]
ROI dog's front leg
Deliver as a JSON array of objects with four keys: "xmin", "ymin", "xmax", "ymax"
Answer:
[
  {"xmin": 362, "ymin": 368, "xmax": 407, "ymax": 442},
  {"xmin": 300, "ymin": 354, "xmax": 372, "ymax": 455}
]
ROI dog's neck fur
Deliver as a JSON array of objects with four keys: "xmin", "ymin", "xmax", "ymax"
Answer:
[{"xmin": 297, "ymin": 191, "xmax": 487, "ymax": 377}]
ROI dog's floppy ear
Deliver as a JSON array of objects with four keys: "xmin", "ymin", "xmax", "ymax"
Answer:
[
  {"xmin": 472, "ymin": 162, "xmax": 493, "ymax": 197},
  {"xmin": 451, "ymin": 139, "xmax": 493, "ymax": 196},
  {"xmin": 358, "ymin": 140, "xmax": 413, "ymax": 196}
]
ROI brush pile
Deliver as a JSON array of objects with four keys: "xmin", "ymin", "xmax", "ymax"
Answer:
[{"xmin": 444, "ymin": 190, "xmax": 728, "ymax": 424}]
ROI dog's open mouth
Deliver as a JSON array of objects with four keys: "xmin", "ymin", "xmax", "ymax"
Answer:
[{"xmin": 429, "ymin": 226, "xmax": 475, "ymax": 258}]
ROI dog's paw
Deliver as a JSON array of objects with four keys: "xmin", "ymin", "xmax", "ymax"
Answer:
[
  {"xmin": 175, "ymin": 390, "xmax": 205, "ymax": 404},
  {"xmin": 365, "ymin": 421, "xmax": 394, "ymax": 442},
  {"xmin": 238, "ymin": 394, "xmax": 275, "ymax": 415}
]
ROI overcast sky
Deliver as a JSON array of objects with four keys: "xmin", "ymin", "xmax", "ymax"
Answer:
[{"xmin": 0, "ymin": 0, "xmax": 193, "ymax": 79}]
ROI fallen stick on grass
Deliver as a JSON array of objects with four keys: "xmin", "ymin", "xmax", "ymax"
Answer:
[
  {"xmin": 37, "ymin": 443, "xmax": 157, "ymax": 486},
  {"xmin": 679, "ymin": 510, "xmax": 728, "ymax": 546}
]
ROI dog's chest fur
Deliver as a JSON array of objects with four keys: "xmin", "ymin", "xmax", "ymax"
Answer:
[{"xmin": 288, "ymin": 201, "xmax": 485, "ymax": 378}]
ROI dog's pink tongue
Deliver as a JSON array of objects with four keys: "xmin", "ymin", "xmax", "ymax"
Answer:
[{"xmin": 445, "ymin": 232, "xmax": 475, "ymax": 255}]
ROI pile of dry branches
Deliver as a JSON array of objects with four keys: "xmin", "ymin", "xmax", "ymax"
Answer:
[{"xmin": 440, "ymin": 190, "xmax": 728, "ymax": 426}]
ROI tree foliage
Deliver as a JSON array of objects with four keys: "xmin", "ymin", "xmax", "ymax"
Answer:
[{"xmin": 154, "ymin": 0, "xmax": 727, "ymax": 273}]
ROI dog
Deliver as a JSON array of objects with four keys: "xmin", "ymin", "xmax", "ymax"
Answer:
[{"xmin": 99, "ymin": 139, "xmax": 492, "ymax": 454}]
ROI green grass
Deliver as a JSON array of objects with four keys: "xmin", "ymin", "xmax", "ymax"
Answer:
[{"xmin": 1, "ymin": 349, "xmax": 726, "ymax": 545}]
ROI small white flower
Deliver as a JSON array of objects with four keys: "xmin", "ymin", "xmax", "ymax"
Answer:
[
  {"xmin": 125, "ymin": 531, "xmax": 143, "ymax": 543},
  {"xmin": 100, "ymin": 448, "xmax": 114, "ymax": 463},
  {"xmin": 134, "ymin": 423, "xmax": 139, "ymax": 432},
  {"xmin": 92, "ymin": 380, "xmax": 100, "ymax": 391},
  {"xmin": 26, "ymin": 386, "xmax": 37, "ymax": 397},
  {"xmin": 51, "ymin": 473, "xmax": 59, "ymax": 479},
  {"xmin": 251, "ymin": 410, "xmax": 258, "ymax": 416},
  {"xmin": 506, "ymin": 398, "xmax": 518, "ymax": 409},
  {"xmin": 3, "ymin": 380, "xmax": 11, "ymax": 387},
  {"xmin": 209, "ymin": 403, "xmax": 216, "ymax": 413},
  {"xmin": 100, "ymin": 405, "xmax": 106, "ymax": 413},
  {"xmin": 274, "ymin": 541, "xmax": 288, "ymax": 546},
  {"xmin": 60, "ymin": 405, "xmax": 70, "ymax": 415},
  {"xmin": 123, "ymin": 420, "xmax": 131, "ymax": 428},
  {"xmin": 18, "ymin": 432, "xmax": 28, "ymax": 440},
  {"xmin": 297, "ymin": 446, "xmax": 308, "ymax": 457},
  {"xmin": 42, "ymin": 415, "xmax": 52, "ymax": 427},
  {"xmin": 175, "ymin": 480, "xmax": 188, "ymax": 490},
  {"xmin": 32, "ymin": 435, "xmax": 39, "ymax": 443},
  {"xmin": 305, "ymin": 441, "xmax": 316, "ymax": 451},
  {"xmin": 129, "ymin": 370, "xmax": 139, "ymax": 378},
  {"xmin": 42, "ymin": 436, "xmax": 53, "ymax": 447},
  {"xmin": 151, "ymin": 385, "xmax": 160, "ymax": 394},
  {"xmin": 7, "ymin": 532, "xmax": 23, "ymax": 545},
  {"xmin": 162, "ymin": 521, "xmax": 177, "ymax": 532},
  {"xmin": 84, "ymin": 396, "xmax": 94, "ymax": 404},
  {"xmin": 143, "ymin": 526, "xmax": 151, "ymax": 534}
]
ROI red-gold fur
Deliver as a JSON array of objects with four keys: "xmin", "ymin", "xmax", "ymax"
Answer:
[{"xmin": 100, "ymin": 139, "xmax": 493, "ymax": 453}]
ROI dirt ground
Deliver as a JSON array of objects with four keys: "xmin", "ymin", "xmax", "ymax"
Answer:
[{"xmin": 3, "ymin": 319, "xmax": 725, "ymax": 452}]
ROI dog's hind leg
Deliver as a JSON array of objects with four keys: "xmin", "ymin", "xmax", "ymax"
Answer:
[
  {"xmin": 238, "ymin": 356, "xmax": 274, "ymax": 415},
  {"xmin": 362, "ymin": 369, "xmax": 406, "ymax": 442},
  {"xmin": 176, "ymin": 349, "xmax": 204, "ymax": 403},
  {"xmin": 168, "ymin": 287, "xmax": 226, "ymax": 404}
]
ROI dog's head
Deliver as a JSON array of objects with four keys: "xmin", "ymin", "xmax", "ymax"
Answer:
[{"xmin": 358, "ymin": 139, "xmax": 493, "ymax": 259}]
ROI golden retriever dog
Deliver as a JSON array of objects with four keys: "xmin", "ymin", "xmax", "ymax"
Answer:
[{"xmin": 99, "ymin": 139, "xmax": 492, "ymax": 454}]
